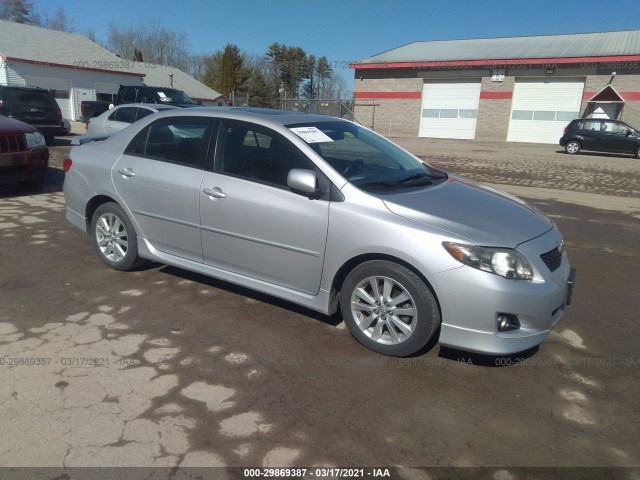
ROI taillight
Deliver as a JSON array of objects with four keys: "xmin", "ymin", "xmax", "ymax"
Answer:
[
  {"xmin": 81, "ymin": 103, "xmax": 85, "ymax": 117},
  {"xmin": 63, "ymin": 157, "xmax": 72, "ymax": 172},
  {"xmin": 57, "ymin": 106, "xmax": 62, "ymax": 124},
  {"xmin": 563, "ymin": 127, "xmax": 569, "ymax": 135}
]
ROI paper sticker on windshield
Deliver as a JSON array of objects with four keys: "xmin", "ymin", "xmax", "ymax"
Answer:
[
  {"xmin": 157, "ymin": 92, "xmax": 167, "ymax": 98},
  {"xmin": 289, "ymin": 127, "xmax": 333, "ymax": 143}
]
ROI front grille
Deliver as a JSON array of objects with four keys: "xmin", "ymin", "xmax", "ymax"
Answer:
[
  {"xmin": 540, "ymin": 247, "xmax": 562, "ymax": 272},
  {"xmin": 0, "ymin": 134, "xmax": 27, "ymax": 153}
]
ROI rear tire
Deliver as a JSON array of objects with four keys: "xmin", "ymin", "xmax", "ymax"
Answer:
[
  {"xmin": 91, "ymin": 203, "xmax": 145, "ymax": 271},
  {"xmin": 635, "ymin": 146, "xmax": 640, "ymax": 159},
  {"xmin": 339, "ymin": 260, "xmax": 440, "ymax": 357},
  {"xmin": 565, "ymin": 141, "xmax": 581, "ymax": 155}
]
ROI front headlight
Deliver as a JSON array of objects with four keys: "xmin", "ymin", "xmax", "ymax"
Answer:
[
  {"xmin": 443, "ymin": 242, "xmax": 534, "ymax": 280},
  {"xmin": 25, "ymin": 132, "xmax": 46, "ymax": 149}
]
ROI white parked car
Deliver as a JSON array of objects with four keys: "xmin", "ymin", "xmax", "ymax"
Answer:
[{"xmin": 86, "ymin": 104, "xmax": 178, "ymax": 134}]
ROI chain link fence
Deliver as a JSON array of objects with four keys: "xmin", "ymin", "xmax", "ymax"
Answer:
[{"xmin": 229, "ymin": 94, "xmax": 355, "ymax": 121}]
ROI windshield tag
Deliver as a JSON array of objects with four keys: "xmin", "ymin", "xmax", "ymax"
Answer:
[
  {"xmin": 157, "ymin": 92, "xmax": 167, "ymax": 98},
  {"xmin": 289, "ymin": 127, "xmax": 333, "ymax": 143}
]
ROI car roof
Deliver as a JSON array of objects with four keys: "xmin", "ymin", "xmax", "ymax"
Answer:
[
  {"xmin": 0, "ymin": 85, "xmax": 50, "ymax": 93},
  {"xmin": 152, "ymin": 107, "xmax": 347, "ymax": 127},
  {"xmin": 116, "ymin": 103, "xmax": 178, "ymax": 111}
]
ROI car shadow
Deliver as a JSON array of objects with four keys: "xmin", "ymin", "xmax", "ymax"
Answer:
[
  {"xmin": 0, "ymin": 167, "xmax": 64, "ymax": 198},
  {"xmin": 556, "ymin": 149, "xmax": 635, "ymax": 159},
  {"xmin": 437, "ymin": 344, "xmax": 540, "ymax": 367},
  {"xmin": 157, "ymin": 264, "xmax": 344, "ymax": 327}
]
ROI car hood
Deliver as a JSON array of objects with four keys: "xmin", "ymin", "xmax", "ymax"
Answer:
[
  {"xmin": 379, "ymin": 174, "xmax": 552, "ymax": 247},
  {"xmin": 0, "ymin": 115, "xmax": 36, "ymax": 133}
]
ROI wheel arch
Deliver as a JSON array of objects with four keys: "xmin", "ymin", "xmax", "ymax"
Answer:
[
  {"xmin": 84, "ymin": 195, "xmax": 120, "ymax": 232},
  {"xmin": 329, "ymin": 253, "xmax": 441, "ymax": 315}
]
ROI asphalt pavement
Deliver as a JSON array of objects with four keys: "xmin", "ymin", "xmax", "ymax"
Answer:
[{"xmin": 0, "ymin": 134, "xmax": 638, "ymax": 475}]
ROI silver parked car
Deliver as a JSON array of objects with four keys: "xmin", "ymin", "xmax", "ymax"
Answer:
[
  {"xmin": 63, "ymin": 108, "xmax": 575, "ymax": 357},
  {"xmin": 86, "ymin": 103, "xmax": 178, "ymax": 134}
]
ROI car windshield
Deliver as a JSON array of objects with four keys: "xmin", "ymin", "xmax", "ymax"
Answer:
[
  {"xmin": 154, "ymin": 89, "xmax": 197, "ymax": 105},
  {"xmin": 287, "ymin": 121, "xmax": 447, "ymax": 191}
]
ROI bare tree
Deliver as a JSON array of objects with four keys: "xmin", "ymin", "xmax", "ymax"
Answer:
[
  {"xmin": 106, "ymin": 19, "xmax": 190, "ymax": 70},
  {"xmin": 35, "ymin": 6, "xmax": 75, "ymax": 32},
  {"xmin": 0, "ymin": 0, "xmax": 35, "ymax": 23}
]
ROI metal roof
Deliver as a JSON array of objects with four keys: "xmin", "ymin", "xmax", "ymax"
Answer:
[
  {"xmin": 0, "ymin": 20, "xmax": 141, "ymax": 76},
  {"xmin": 355, "ymin": 30, "xmax": 640, "ymax": 64},
  {"xmin": 0, "ymin": 20, "xmax": 224, "ymax": 101}
]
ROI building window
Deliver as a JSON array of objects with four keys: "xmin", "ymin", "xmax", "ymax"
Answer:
[
  {"xmin": 422, "ymin": 109, "xmax": 477, "ymax": 119},
  {"xmin": 49, "ymin": 89, "xmax": 69, "ymax": 99},
  {"xmin": 512, "ymin": 110, "xmax": 578, "ymax": 121}
]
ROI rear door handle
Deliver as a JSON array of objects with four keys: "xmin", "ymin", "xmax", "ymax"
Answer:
[
  {"xmin": 202, "ymin": 187, "xmax": 226, "ymax": 199},
  {"xmin": 117, "ymin": 168, "xmax": 136, "ymax": 178}
]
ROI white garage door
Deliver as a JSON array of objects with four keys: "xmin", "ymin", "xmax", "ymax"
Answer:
[
  {"xmin": 419, "ymin": 80, "xmax": 481, "ymax": 139},
  {"xmin": 25, "ymin": 75, "xmax": 72, "ymax": 119},
  {"xmin": 507, "ymin": 79, "xmax": 584, "ymax": 144}
]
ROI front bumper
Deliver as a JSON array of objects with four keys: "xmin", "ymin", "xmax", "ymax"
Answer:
[{"xmin": 429, "ymin": 229, "xmax": 575, "ymax": 355}]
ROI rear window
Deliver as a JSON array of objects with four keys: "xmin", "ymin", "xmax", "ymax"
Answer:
[{"xmin": 1, "ymin": 88, "xmax": 56, "ymax": 107}]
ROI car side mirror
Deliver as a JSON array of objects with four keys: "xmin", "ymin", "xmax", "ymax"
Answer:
[
  {"xmin": 287, "ymin": 169, "xmax": 319, "ymax": 197},
  {"xmin": 626, "ymin": 129, "xmax": 633, "ymax": 136}
]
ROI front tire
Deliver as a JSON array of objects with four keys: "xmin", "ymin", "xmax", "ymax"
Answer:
[
  {"xmin": 635, "ymin": 146, "xmax": 640, "ymax": 159},
  {"xmin": 339, "ymin": 260, "xmax": 440, "ymax": 356},
  {"xmin": 91, "ymin": 203, "xmax": 145, "ymax": 271},
  {"xmin": 565, "ymin": 140, "xmax": 581, "ymax": 155}
]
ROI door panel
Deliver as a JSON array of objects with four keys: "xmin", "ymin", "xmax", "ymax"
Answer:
[
  {"xmin": 199, "ymin": 173, "xmax": 329, "ymax": 294},
  {"xmin": 199, "ymin": 121, "xmax": 329, "ymax": 295},
  {"xmin": 112, "ymin": 155, "xmax": 204, "ymax": 262},
  {"xmin": 111, "ymin": 116, "xmax": 212, "ymax": 262}
]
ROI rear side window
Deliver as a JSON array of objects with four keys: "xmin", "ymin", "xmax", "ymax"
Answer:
[
  {"xmin": 577, "ymin": 120, "xmax": 600, "ymax": 131},
  {"xmin": 121, "ymin": 88, "xmax": 136, "ymax": 103},
  {"xmin": 137, "ymin": 89, "xmax": 157, "ymax": 103},
  {"xmin": 124, "ymin": 117, "xmax": 211, "ymax": 168},
  {"xmin": 135, "ymin": 108, "xmax": 154, "ymax": 121},
  {"xmin": 108, "ymin": 107, "xmax": 137, "ymax": 123}
]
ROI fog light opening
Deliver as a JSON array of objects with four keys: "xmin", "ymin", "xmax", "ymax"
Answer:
[{"xmin": 497, "ymin": 313, "xmax": 520, "ymax": 332}]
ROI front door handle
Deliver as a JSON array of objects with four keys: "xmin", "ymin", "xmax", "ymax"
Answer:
[
  {"xmin": 117, "ymin": 168, "xmax": 136, "ymax": 178},
  {"xmin": 202, "ymin": 187, "xmax": 226, "ymax": 199}
]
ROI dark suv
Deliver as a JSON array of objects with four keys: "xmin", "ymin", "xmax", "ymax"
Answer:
[
  {"xmin": 560, "ymin": 118, "xmax": 640, "ymax": 159},
  {"xmin": 0, "ymin": 85, "xmax": 64, "ymax": 145}
]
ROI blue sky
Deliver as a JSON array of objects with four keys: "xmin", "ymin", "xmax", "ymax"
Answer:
[{"xmin": 35, "ymin": 0, "xmax": 640, "ymax": 88}]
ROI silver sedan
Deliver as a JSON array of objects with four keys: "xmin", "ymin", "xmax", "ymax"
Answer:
[
  {"xmin": 63, "ymin": 108, "xmax": 575, "ymax": 357},
  {"xmin": 86, "ymin": 103, "xmax": 178, "ymax": 134}
]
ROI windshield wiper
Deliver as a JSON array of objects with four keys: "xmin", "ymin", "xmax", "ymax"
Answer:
[
  {"xmin": 357, "ymin": 180, "xmax": 398, "ymax": 189},
  {"xmin": 358, "ymin": 171, "xmax": 447, "ymax": 190},
  {"xmin": 396, "ymin": 172, "xmax": 433, "ymax": 185}
]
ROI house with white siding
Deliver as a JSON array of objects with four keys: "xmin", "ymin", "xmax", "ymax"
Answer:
[{"xmin": 0, "ymin": 20, "xmax": 226, "ymax": 120}]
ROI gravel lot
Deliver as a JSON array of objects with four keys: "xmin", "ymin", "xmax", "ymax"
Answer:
[{"xmin": 0, "ymin": 132, "xmax": 638, "ymax": 476}]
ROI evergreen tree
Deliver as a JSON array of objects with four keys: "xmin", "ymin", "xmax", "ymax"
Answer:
[{"xmin": 217, "ymin": 44, "xmax": 244, "ymax": 97}]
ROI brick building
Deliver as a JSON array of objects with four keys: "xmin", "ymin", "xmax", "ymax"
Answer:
[{"xmin": 350, "ymin": 30, "xmax": 640, "ymax": 143}]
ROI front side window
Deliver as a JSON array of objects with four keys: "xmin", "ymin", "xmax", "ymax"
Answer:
[
  {"xmin": 287, "ymin": 121, "xmax": 447, "ymax": 192},
  {"xmin": 124, "ymin": 117, "xmax": 210, "ymax": 168},
  {"xmin": 215, "ymin": 123, "xmax": 312, "ymax": 188}
]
